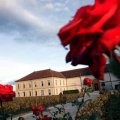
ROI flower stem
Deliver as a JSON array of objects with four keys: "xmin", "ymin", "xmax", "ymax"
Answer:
[
  {"xmin": 75, "ymin": 90, "xmax": 86, "ymax": 120},
  {"xmin": 0, "ymin": 100, "xmax": 6, "ymax": 120}
]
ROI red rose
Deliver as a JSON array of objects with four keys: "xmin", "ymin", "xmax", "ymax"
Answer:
[
  {"xmin": 37, "ymin": 105, "xmax": 45, "ymax": 111},
  {"xmin": 32, "ymin": 106, "xmax": 39, "ymax": 116},
  {"xmin": 0, "ymin": 84, "xmax": 15, "ymax": 102},
  {"xmin": 33, "ymin": 111, "xmax": 39, "ymax": 116},
  {"xmin": 32, "ymin": 104, "xmax": 45, "ymax": 117},
  {"xmin": 58, "ymin": 0, "xmax": 120, "ymax": 80},
  {"xmin": 42, "ymin": 115, "xmax": 52, "ymax": 120},
  {"xmin": 84, "ymin": 78, "xmax": 92, "ymax": 87}
]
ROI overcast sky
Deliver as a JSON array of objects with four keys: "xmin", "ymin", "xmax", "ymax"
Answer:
[{"xmin": 0, "ymin": 0, "xmax": 94, "ymax": 84}]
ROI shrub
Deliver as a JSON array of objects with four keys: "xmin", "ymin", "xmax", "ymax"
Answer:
[
  {"xmin": 0, "ymin": 93, "xmax": 83, "ymax": 118},
  {"xmin": 63, "ymin": 89, "xmax": 79, "ymax": 94},
  {"xmin": 76, "ymin": 92, "xmax": 120, "ymax": 120}
]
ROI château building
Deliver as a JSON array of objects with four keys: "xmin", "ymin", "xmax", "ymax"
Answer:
[{"xmin": 15, "ymin": 67, "xmax": 120, "ymax": 97}]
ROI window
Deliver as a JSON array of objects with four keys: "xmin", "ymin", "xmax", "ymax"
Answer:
[
  {"xmin": 35, "ymin": 91, "xmax": 37, "ymax": 96},
  {"xmin": 34, "ymin": 82, "xmax": 37, "ymax": 87},
  {"xmin": 55, "ymin": 80, "xmax": 57, "ymax": 85},
  {"xmin": 60, "ymin": 88, "xmax": 62, "ymax": 92},
  {"xmin": 23, "ymin": 92, "xmax": 25, "ymax": 97},
  {"xmin": 115, "ymin": 84, "xmax": 120, "ymax": 90},
  {"xmin": 18, "ymin": 84, "xmax": 19, "ymax": 89},
  {"xmin": 48, "ymin": 80, "xmax": 50, "ymax": 86},
  {"xmin": 63, "ymin": 80, "xmax": 64, "ymax": 85},
  {"xmin": 41, "ymin": 81, "xmax": 43, "ymax": 86},
  {"xmin": 60, "ymin": 80, "xmax": 61, "ymax": 85},
  {"xmin": 23, "ymin": 84, "xmax": 25, "ymax": 89},
  {"xmin": 29, "ymin": 83, "xmax": 32, "ymax": 88},
  {"xmin": 48, "ymin": 89, "xmax": 51, "ymax": 95},
  {"xmin": 101, "ymin": 82, "xmax": 105, "ymax": 86},
  {"xmin": 29, "ymin": 91, "xmax": 31, "ymax": 96},
  {"xmin": 18, "ymin": 92, "xmax": 20, "ymax": 97},
  {"xmin": 41, "ymin": 90, "xmax": 44, "ymax": 96},
  {"xmin": 56, "ymin": 89, "xmax": 58, "ymax": 94}
]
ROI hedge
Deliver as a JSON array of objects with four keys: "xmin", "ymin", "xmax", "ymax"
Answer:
[{"xmin": 63, "ymin": 89, "xmax": 79, "ymax": 94}]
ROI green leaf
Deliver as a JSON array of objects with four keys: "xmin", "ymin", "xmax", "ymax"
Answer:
[
  {"xmin": 86, "ymin": 92, "xmax": 90, "ymax": 97},
  {"xmin": 86, "ymin": 87, "xmax": 93, "ymax": 93},
  {"xmin": 39, "ymin": 98, "xmax": 43, "ymax": 104}
]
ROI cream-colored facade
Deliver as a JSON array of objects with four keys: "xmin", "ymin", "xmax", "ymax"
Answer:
[
  {"xmin": 15, "ymin": 68, "xmax": 87, "ymax": 97},
  {"xmin": 15, "ymin": 68, "xmax": 120, "ymax": 97},
  {"xmin": 16, "ymin": 76, "xmax": 84, "ymax": 97}
]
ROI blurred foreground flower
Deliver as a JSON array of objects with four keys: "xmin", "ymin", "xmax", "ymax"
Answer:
[
  {"xmin": 0, "ymin": 84, "xmax": 15, "ymax": 102},
  {"xmin": 58, "ymin": 0, "xmax": 120, "ymax": 80},
  {"xmin": 0, "ymin": 84, "xmax": 15, "ymax": 120}
]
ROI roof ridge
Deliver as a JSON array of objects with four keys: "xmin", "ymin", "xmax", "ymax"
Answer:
[
  {"xmin": 61, "ymin": 68, "xmax": 85, "ymax": 72},
  {"xmin": 49, "ymin": 69, "xmax": 53, "ymax": 77},
  {"xmin": 16, "ymin": 68, "xmax": 65, "ymax": 82}
]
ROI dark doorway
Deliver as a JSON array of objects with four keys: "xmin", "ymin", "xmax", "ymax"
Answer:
[{"xmin": 94, "ymin": 83, "xmax": 99, "ymax": 91}]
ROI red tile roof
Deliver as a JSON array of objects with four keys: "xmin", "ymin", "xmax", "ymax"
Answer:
[
  {"xmin": 16, "ymin": 69, "xmax": 65, "ymax": 82},
  {"xmin": 61, "ymin": 67, "xmax": 92, "ymax": 78},
  {"xmin": 16, "ymin": 66, "xmax": 109, "ymax": 82}
]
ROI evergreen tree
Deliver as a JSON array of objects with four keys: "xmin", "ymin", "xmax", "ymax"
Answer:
[{"xmin": 109, "ymin": 57, "xmax": 120, "ymax": 79}]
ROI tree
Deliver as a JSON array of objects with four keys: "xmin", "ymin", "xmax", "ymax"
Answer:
[{"xmin": 110, "ymin": 56, "xmax": 120, "ymax": 79}]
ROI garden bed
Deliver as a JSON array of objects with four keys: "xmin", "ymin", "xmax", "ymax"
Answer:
[
  {"xmin": 0, "ymin": 93, "xmax": 83, "ymax": 118},
  {"xmin": 76, "ymin": 91, "xmax": 120, "ymax": 120}
]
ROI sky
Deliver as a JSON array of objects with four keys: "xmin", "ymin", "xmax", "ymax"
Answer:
[{"xmin": 0, "ymin": 0, "xmax": 94, "ymax": 84}]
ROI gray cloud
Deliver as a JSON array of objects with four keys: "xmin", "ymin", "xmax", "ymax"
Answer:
[
  {"xmin": 0, "ymin": 0, "xmax": 61, "ymax": 43},
  {"xmin": 0, "ymin": 0, "xmax": 94, "ymax": 44}
]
